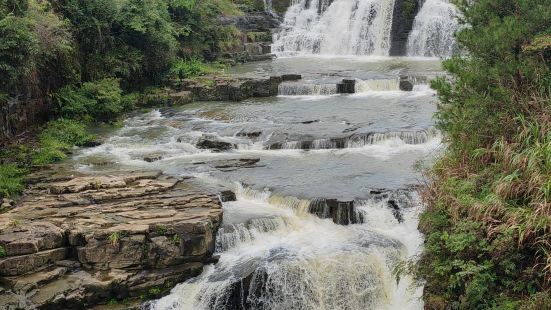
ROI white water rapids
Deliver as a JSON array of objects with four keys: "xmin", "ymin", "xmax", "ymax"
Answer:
[
  {"xmin": 406, "ymin": 0, "xmax": 460, "ymax": 57},
  {"xmin": 72, "ymin": 55, "xmax": 445, "ymax": 309},
  {"xmin": 273, "ymin": 0, "xmax": 459, "ymax": 58},
  {"xmin": 273, "ymin": 0, "xmax": 396, "ymax": 56},
  {"xmin": 148, "ymin": 185, "xmax": 424, "ymax": 310}
]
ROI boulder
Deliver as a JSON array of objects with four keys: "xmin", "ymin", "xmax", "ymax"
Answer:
[
  {"xmin": 337, "ymin": 79, "xmax": 356, "ymax": 94},
  {"xmin": 237, "ymin": 130, "xmax": 262, "ymax": 138},
  {"xmin": 196, "ymin": 138, "xmax": 234, "ymax": 151},
  {"xmin": 308, "ymin": 199, "xmax": 359, "ymax": 225},
  {"xmin": 0, "ymin": 222, "xmax": 65, "ymax": 257},
  {"xmin": 144, "ymin": 155, "xmax": 163, "ymax": 163},
  {"xmin": 181, "ymin": 74, "xmax": 294, "ymax": 102},
  {"xmin": 399, "ymin": 79, "xmax": 414, "ymax": 91},
  {"xmin": 281, "ymin": 74, "xmax": 302, "ymax": 81},
  {"xmin": 0, "ymin": 248, "xmax": 68, "ymax": 276}
]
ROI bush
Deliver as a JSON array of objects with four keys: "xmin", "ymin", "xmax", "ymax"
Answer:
[
  {"xmin": 0, "ymin": 164, "xmax": 27, "ymax": 198},
  {"xmin": 168, "ymin": 58, "xmax": 215, "ymax": 80},
  {"xmin": 418, "ymin": 0, "xmax": 551, "ymax": 307},
  {"xmin": 56, "ymin": 78, "xmax": 133, "ymax": 122},
  {"xmin": 33, "ymin": 119, "xmax": 94, "ymax": 165}
]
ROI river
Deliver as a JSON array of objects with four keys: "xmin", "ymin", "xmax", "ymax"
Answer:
[
  {"xmin": 70, "ymin": 0, "xmax": 457, "ymax": 308},
  {"xmin": 70, "ymin": 56, "xmax": 442, "ymax": 309}
]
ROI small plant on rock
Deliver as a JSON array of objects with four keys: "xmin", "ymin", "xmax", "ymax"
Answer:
[
  {"xmin": 9, "ymin": 218, "xmax": 21, "ymax": 227},
  {"xmin": 148, "ymin": 286, "xmax": 162, "ymax": 297},
  {"xmin": 171, "ymin": 234, "xmax": 181, "ymax": 246},
  {"xmin": 0, "ymin": 245, "xmax": 6, "ymax": 258},
  {"xmin": 108, "ymin": 231, "xmax": 123, "ymax": 247},
  {"xmin": 156, "ymin": 224, "xmax": 168, "ymax": 235}
]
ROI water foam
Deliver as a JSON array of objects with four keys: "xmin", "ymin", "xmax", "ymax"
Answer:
[
  {"xmin": 273, "ymin": 0, "xmax": 396, "ymax": 56},
  {"xmin": 406, "ymin": 0, "xmax": 460, "ymax": 58},
  {"xmin": 148, "ymin": 186, "xmax": 424, "ymax": 310}
]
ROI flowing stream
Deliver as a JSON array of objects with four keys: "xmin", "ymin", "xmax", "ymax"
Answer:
[
  {"xmin": 72, "ymin": 57, "xmax": 443, "ymax": 309},
  {"xmin": 70, "ymin": 1, "xmax": 456, "ymax": 307}
]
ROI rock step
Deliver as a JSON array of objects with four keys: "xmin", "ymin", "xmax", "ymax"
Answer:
[
  {"xmin": 180, "ymin": 74, "xmax": 302, "ymax": 102},
  {"xmin": 0, "ymin": 171, "xmax": 224, "ymax": 309}
]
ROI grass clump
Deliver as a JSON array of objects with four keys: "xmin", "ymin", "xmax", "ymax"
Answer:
[
  {"xmin": 156, "ymin": 225, "xmax": 168, "ymax": 235},
  {"xmin": 0, "ymin": 245, "xmax": 6, "ymax": 258},
  {"xmin": 0, "ymin": 164, "xmax": 27, "ymax": 198},
  {"xmin": 417, "ymin": 0, "xmax": 551, "ymax": 308},
  {"xmin": 108, "ymin": 231, "xmax": 125, "ymax": 247}
]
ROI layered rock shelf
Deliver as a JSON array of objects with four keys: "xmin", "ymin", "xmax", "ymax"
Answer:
[
  {"xmin": 0, "ymin": 171, "xmax": 224, "ymax": 309},
  {"xmin": 178, "ymin": 74, "xmax": 302, "ymax": 101}
]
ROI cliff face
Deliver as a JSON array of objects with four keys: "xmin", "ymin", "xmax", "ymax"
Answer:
[
  {"xmin": 389, "ymin": 0, "xmax": 421, "ymax": 56},
  {"xmin": 0, "ymin": 171, "xmax": 226, "ymax": 309}
]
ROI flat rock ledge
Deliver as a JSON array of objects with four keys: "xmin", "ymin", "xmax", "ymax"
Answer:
[
  {"xmin": 0, "ymin": 171, "xmax": 223, "ymax": 309},
  {"xmin": 175, "ymin": 74, "xmax": 302, "ymax": 101}
]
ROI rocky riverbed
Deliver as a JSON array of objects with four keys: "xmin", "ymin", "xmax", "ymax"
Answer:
[{"xmin": 0, "ymin": 170, "xmax": 225, "ymax": 309}]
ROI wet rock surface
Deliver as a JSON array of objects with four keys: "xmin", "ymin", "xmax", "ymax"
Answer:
[
  {"xmin": 180, "ymin": 74, "xmax": 301, "ymax": 102},
  {"xmin": 0, "ymin": 170, "xmax": 224, "ymax": 309}
]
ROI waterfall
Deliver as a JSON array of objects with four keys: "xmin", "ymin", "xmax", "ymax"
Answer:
[
  {"xmin": 147, "ymin": 189, "xmax": 424, "ymax": 310},
  {"xmin": 356, "ymin": 78, "xmax": 400, "ymax": 92},
  {"xmin": 267, "ymin": 128, "xmax": 441, "ymax": 150},
  {"xmin": 278, "ymin": 82, "xmax": 337, "ymax": 96},
  {"xmin": 346, "ymin": 128, "xmax": 440, "ymax": 147},
  {"xmin": 406, "ymin": 0, "xmax": 460, "ymax": 57},
  {"xmin": 273, "ymin": 0, "xmax": 397, "ymax": 56},
  {"xmin": 216, "ymin": 217, "xmax": 287, "ymax": 252}
]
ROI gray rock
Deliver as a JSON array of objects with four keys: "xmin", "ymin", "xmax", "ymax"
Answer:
[{"xmin": 0, "ymin": 171, "xmax": 224, "ymax": 309}]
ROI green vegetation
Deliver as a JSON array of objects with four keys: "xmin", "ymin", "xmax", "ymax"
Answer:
[
  {"xmin": 55, "ymin": 79, "xmax": 133, "ymax": 122},
  {"xmin": 9, "ymin": 218, "xmax": 22, "ymax": 227},
  {"xmin": 108, "ymin": 231, "xmax": 124, "ymax": 247},
  {"xmin": 418, "ymin": 0, "xmax": 551, "ymax": 308},
  {"xmin": 171, "ymin": 234, "xmax": 182, "ymax": 246},
  {"xmin": 0, "ymin": 0, "xmax": 248, "ymax": 199},
  {"xmin": 402, "ymin": 0, "xmax": 417, "ymax": 22},
  {"xmin": 0, "ymin": 245, "xmax": 6, "ymax": 258},
  {"xmin": 33, "ymin": 119, "xmax": 95, "ymax": 165},
  {"xmin": 106, "ymin": 298, "xmax": 119, "ymax": 306},
  {"xmin": 168, "ymin": 58, "xmax": 226, "ymax": 81},
  {"xmin": 0, "ymin": 164, "xmax": 27, "ymax": 198},
  {"xmin": 156, "ymin": 225, "xmax": 168, "ymax": 235},
  {"xmin": 147, "ymin": 286, "xmax": 162, "ymax": 298}
]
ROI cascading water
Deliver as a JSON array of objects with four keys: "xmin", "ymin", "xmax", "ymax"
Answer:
[
  {"xmin": 278, "ymin": 82, "xmax": 337, "ymax": 96},
  {"xmin": 72, "ymin": 40, "xmax": 448, "ymax": 308},
  {"xmin": 406, "ymin": 0, "xmax": 460, "ymax": 57},
  {"xmin": 355, "ymin": 78, "xmax": 400, "ymax": 92},
  {"xmin": 273, "ymin": 0, "xmax": 397, "ymax": 56},
  {"xmin": 267, "ymin": 128, "xmax": 441, "ymax": 150},
  {"xmin": 147, "ymin": 185, "xmax": 424, "ymax": 310}
]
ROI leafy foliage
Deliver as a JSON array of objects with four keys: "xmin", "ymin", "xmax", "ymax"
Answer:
[
  {"xmin": 419, "ymin": 0, "xmax": 551, "ymax": 308},
  {"xmin": 33, "ymin": 119, "xmax": 94, "ymax": 165},
  {"xmin": 168, "ymin": 58, "xmax": 226, "ymax": 80},
  {"xmin": 0, "ymin": 164, "xmax": 27, "ymax": 198},
  {"xmin": 55, "ymin": 79, "xmax": 132, "ymax": 122}
]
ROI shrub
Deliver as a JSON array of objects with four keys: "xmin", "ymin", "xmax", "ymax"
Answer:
[
  {"xmin": 56, "ymin": 78, "xmax": 132, "ymax": 122},
  {"xmin": 418, "ymin": 0, "xmax": 551, "ymax": 307},
  {"xmin": 169, "ymin": 58, "xmax": 213, "ymax": 80},
  {"xmin": 33, "ymin": 119, "xmax": 94, "ymax": 165},
  {"xmin": 0, "ymin": 164, "xmax": 27, "ymax": 198}
]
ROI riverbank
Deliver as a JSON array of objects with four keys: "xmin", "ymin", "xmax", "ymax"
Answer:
[{"xmin": 0, "ymin": 169, "xmax": 228, "ymax": 309}]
